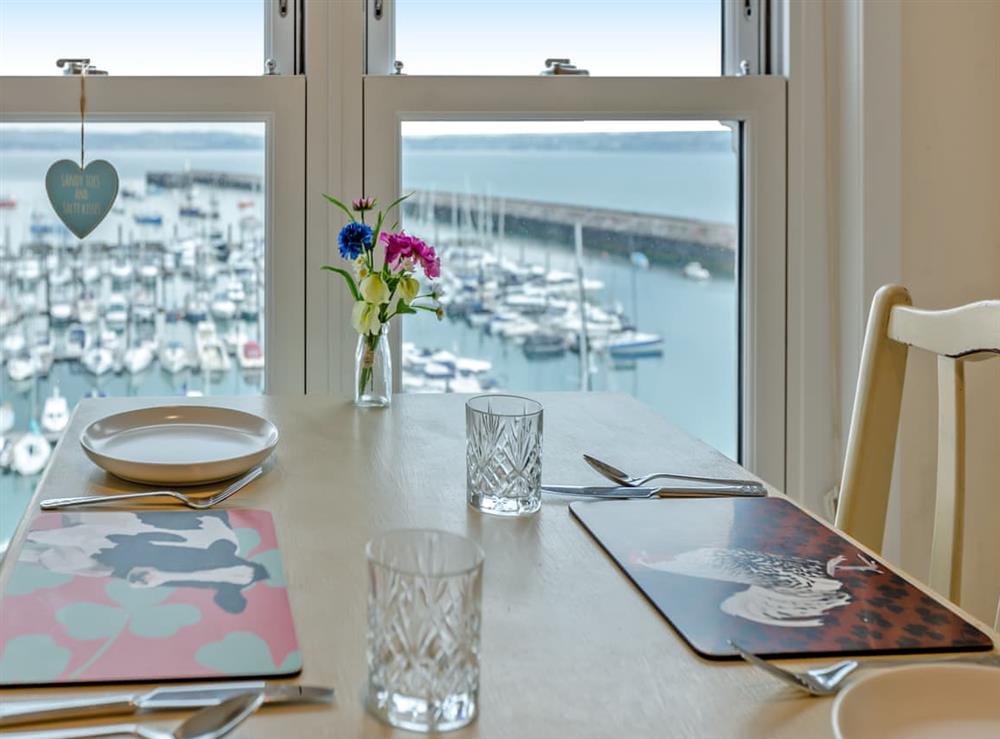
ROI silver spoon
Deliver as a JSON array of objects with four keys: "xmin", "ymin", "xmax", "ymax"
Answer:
[
  {"xmin": 39, "ymin": 466, "xmax": 264, "ymax": 511},
  {"xmin": 2, "ymin": 690, "xmax": 264, "ymax": 739},
  {"xmin": 584, "ymin": 453, "xmax": 765, "ymax": 489},
  {"xmin": 730, "ymin": 640, "xmax": 1000, "ymax": 696}
]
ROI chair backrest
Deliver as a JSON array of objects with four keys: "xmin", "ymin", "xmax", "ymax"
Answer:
[{"xmin": 836, "ymin": 284, "xmax": 1000, "ymax": 605}]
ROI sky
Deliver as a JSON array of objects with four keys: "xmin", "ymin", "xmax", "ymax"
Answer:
[{"xmin": 0, "ymin": 0, "xmax": 723, "ymax": 135}]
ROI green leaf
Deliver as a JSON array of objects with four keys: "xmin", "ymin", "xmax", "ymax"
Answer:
[
  {"xmin": 381, "ymin": 192, "xmax": 411, "ymax": 218},
  {"xmin": 130, "ymin": 603, "xmax": 201, "ymax": 638},
  {"xmin": 195, "ymin": 631, "xmax": 281, "ymax": 675},
  {"xmin": 321, "ymin": 193, "xmax": 355, "ymax": 223},
  {"xmin": 234, "ymin": 527, "xmax": 261, "ymax": 557},
  {"xmin": 4, "ymin": 562, "xmax": 73, "ymax": 596},
  {"xmin": 0, "ymin": 635, "xmax": 72, "ymax": 683},
  {"xmin": 394, "ymin": 301, "xmax": 417, "ymax": 315},
  {"xmin": 321, "ymin": 266, "xmax": 361, "ymax": 301},
  {"xmin": 56, "ymin": 602, "xmax": 128, "ymax": 640},
  {"xmin": 251, "ymin": 549, "xmax": 286, "ymax": 588},
  {"xmin": 105, "ymin": 579, "xmax": 174, "ymax": 609},
  {"xmin": 279, "ymin": 650, "xmax": 302, "ymax": 672}
]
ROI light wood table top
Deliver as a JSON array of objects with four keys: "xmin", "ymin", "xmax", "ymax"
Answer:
[{"xmin": 1, "ymin": 392, "xmax": 996, "ymax": 738}]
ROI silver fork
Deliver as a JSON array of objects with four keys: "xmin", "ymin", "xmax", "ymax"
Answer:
[
  {"xmin": 39, "ymin": 466, "xmax": 264, "ymax": 511},
  {"xmin": 584, "ymin": 453, "xmax": 766, "ymax": 489},
  {"xmin": 730, "ymin": 640, "xmax": 1000, "ymax": 696}
]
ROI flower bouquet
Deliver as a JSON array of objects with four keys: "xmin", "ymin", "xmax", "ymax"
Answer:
[{"xmin": 322, "ymin": 194, "xmax": 442, "ymax": 407}]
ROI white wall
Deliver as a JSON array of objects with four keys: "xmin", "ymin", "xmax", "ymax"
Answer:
[
  {"xmin": 808, "ymin": 0, "xmax": 999, "ymax": 625},
  {"xmin": 893, "ymin": 0, "xmax": 1000, "ymax": 624}
]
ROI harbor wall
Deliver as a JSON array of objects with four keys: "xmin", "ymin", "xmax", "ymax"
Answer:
[{"xmin": 404, "ymin": 190, "xmax": 738, "ymax": 275}]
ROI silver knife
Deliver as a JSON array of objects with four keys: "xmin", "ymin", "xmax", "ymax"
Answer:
[
  {"xmin": 542, "ymin": 483, "xmax": 767, "ymax": 498},
  {"xmin": 0, "ymin": 682, "xmax": 334, "ymax": 728}
]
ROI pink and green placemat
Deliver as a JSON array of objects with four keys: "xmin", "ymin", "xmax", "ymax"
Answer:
[{"xmin": 0, "ymin": 509, "xmax": 300, "ymax": 685}]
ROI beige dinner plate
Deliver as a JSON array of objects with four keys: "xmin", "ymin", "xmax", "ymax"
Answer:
[
  {"xmin": 80, "ymin": 405, "xmax": 279, "ymax": 485},
  {"xmin": 832, "ymin": 663, "xmax": 1000, "ymax": 739}
]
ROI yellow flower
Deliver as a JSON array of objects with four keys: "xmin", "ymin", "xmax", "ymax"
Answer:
[
  {"xmin": 398, "ymin": 275, "xmax": 420, "ymax": 302},
  {"xmin": 351, "ymin": 301, "xmax": 382, "ymax": 335},
  {"xmin": 359, "ymin": 274, "xmax": 390, "ymax": 305}
]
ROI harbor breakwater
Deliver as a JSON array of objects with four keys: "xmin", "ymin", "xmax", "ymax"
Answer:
[{"xmin": 404, "ymin": 190, "xmax": 737, "ymax": 275}]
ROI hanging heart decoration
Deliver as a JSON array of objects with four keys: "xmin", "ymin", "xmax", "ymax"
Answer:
[{"xmin": 45, "ymin": 158, "xmax": 119, "ymax": 239}]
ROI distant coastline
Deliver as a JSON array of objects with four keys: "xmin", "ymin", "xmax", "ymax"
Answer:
[{"xmin": 0, "ymin": 130, "xmax": 732, "ymax": 153}]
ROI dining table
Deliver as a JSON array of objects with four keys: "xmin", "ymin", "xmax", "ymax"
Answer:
[{"xmin": 1, "ymin": 391, "xmax": 996, "ymax": 738}]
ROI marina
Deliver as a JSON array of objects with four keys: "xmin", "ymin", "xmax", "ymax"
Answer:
[{"xmin": 2, "ymin": 140, "xmax": 739, "ymax": 549}]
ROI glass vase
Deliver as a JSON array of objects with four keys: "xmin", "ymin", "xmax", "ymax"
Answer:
[{"xmin": 355, "ymin": 330, "xmax": 392, "ymax": 407}]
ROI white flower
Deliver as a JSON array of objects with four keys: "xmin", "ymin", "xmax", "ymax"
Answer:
[
  {"xmin": 351, "ymin": 301, "xmax": 382, "ymax": 335},
  {"xmin": 359, "ymin": 274, "xmax": 390, "ymax": 305}
]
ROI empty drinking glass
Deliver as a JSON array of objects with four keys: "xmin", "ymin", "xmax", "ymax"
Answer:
[
  {"xmin": 466, "ymin": 394, "xmax": 543, "ymax": 516},
  {"xmin": 366, "ymin": 529, "xmax": 484, "ymax": 733}
]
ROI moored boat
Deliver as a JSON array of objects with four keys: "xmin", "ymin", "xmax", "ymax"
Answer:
[
  {"xmin": 11, "ymin": 422, "xmax": 51, "ymax": 476},
  {"xmin": 40, "ymin": 387, "xmax": 70, "ymax": 440},
  {"xmin": 683, "ymin": 261, "xmax": 711, "ymax": 281}
]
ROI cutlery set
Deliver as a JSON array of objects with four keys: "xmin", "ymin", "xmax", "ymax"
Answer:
[
  {"xmin": 543, "ymin": 453, "xmax": 768, "ymax": 499},
  {"xmin": 0, "ymin": 682, "xmax": 334, "ymax": 735},
  {"xmin": 729, "ymin": 640, "xmax": 1000, "ymax": 696},
  {"xmin": 1, "ymin": 692, "xmax": 264, "ymax": 739}
]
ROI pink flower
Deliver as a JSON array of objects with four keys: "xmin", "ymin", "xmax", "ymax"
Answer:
[{"xmin": 381, "ymin": 231, "xmax": 440, "ymax": 279}]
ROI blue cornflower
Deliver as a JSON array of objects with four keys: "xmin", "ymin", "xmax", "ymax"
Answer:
[{"xmin": 338, "ymin": 222, "xmax": 373, "ymax": 260}]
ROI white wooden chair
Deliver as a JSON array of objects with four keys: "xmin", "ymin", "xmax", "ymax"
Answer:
[{"xmin": 835, "ymin": 284, "xmax": 1000, "ymax": 619}]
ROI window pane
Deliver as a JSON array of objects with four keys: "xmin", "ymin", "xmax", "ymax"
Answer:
[
  {"xmin": 400, "ymin": 121, "xmax": 739, "ymax": 459},
  {"xmin": 0, "ymin": 1, "xmax": 264, "ymax": 75},
  {"xmin": 0, "ymin": 122, "xmax": 266, "ymax": 549},
  {"xmin": 395, "ymin": 1, "xmax": 721, "ymax": 76}
]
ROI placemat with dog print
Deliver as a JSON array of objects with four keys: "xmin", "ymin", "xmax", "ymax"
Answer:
[
  {"xmin": 0, "ymin": 509, "xmax": 300, "ymax": 685},
  {"xmin": 570, "ymin": 497, "xmax": 993, "ymax": 659}
]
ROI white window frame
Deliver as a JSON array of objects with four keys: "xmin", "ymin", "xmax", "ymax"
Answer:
[
  {"xmin": 0, "ymin": 76, "xmax": 307, "ymax": 393},
  {"xmin": 361, "ymin": 76, "xmax": 787, "ymax": 484}
]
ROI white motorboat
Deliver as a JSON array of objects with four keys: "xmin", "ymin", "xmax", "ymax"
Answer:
[
  {"xmin": 50, "ymin": 266, "xmax": 73, "ymax": 286},
  {"xmin": 223, "ymin": 324, "xmax": 248, "ymax": 355},
  {"xmin": 133, "ymin": 301, "xmax": 157, "ymax": 323},
  {"xmin": 449, "ymin": 375, "xmax": 484, "ymax": 393},
  {"xmin": 0, "ymin": 401, "xmax": 15, "ymax": 434},
  {"xmin": 237, "ymin": 340, "xmax": 265, "ymax": 370},
  {"xmin": 11, "ymin": 422, "xmax": 51, "ymax": 476},
  {"xmin": 15, "ymin": 259, "xmax": 41, "ymax": 284},
  {"xmin": 124, "ymin": 342, "xmax": 155, "ymax": 374},
  {"xmin": 63, "ymin": 324, "xmax": 90, "ymax": 359},
  {"xmin": 49, "ymin": 301, "xmax": 74, "ymax": 324},
  {"xmin": 2, "ymin": 331, "xmax": 26, "ymax": 360},
  {"xmin": 455, "ymin": 357, "xmax": 492, "ymax": 374},
  {"xmin": 81, "ymin": 263, "xmax": 101, "ymax": 284},
  {"xmin": 31, "ymin": 340, "xmax": 55, "ymax": 376},
  {"xmin": 195, "ymin": 321, "xmax": 231, "ymax": 372},
  {"xmin": 210, "ymin": 296, "xmax": 237, "ymax": 321},
  {"xmin": 138, "ymin": 263, "xmax": 160, "ymax": 282},
  {"xmin": 104, "ymin": 295, "xmax": 129, "ymax": 329},
  {"xmin": 41, "ymin": 387, "xmax": 70, "ymax": 440},
  {"xmin": 109, "ymin": 260, "xmax": 134, "ymax": 283},
  {"xmin": 6, "ymin": 352, "xmax": 35, "ymax": 382},
  {"xmin": 159, "ymin": 340, "xmax": 192, "ymax": 374},
  {"xmin": 0, "ymin": 300, "xmax": 21, "ymax": 330},
  {"xmin": 522, "ymin": 332, "xmax": 567, "ymax": 359},
  {"xmin": 77, "ymin": 295, "xmax": 100, "ymax": 324},
  {"xmin": 423, "ymin": 361, "xmax": 455, "ymax": 380},
  {"xmin": 0, "ymin": 435, "xmax": 11, "ymax": 471},
  {"xmin": 607, "ymin": 330, "xmax": 664, "ymax": 357},
  {"xmin": 82, "ymin": 346, "xmax": 115, "ymax": 375},
  {"xmin": 683, "ymin": 261, "xmax": 711, "ymax": 281}
]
